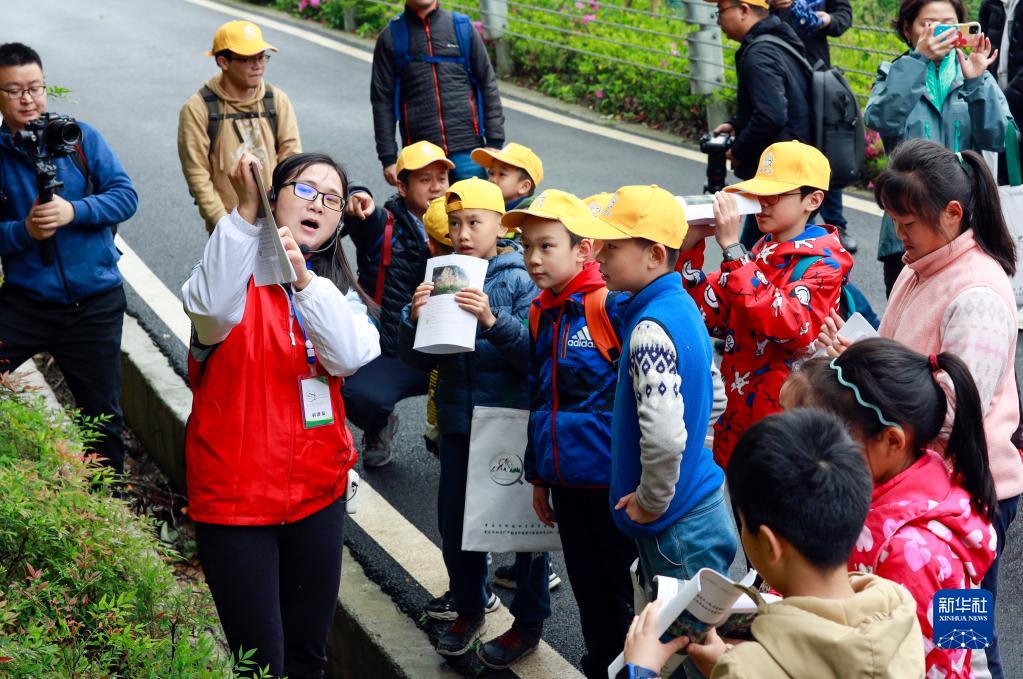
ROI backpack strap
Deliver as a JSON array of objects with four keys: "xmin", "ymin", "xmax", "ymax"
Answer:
[
  {"xmin": 451, "ymin": 11, "xmax": 486, "ymax": 140},
  {"xmin": 70, "ymin": 144, "xmax": 94, "ymax": 196},
  {"xmin": 528, "ymin": 300, "xmax": 541, "ymax": 341},
  {"xmin": 374, "ymin": 212, "xmax": 395, "ymax": 305},
  {"xmin": 390, "ymin": 13, "xmax": 410, "ymax": 130},
  {"xmin": 200, "ymin": 85, "xmax": 222, "ymax": 157},
  {"xmin": 584, "ymin": 287, "xmax": 621, "ymax": 364},
  {"xmin": 788, "ymin": 255, "xmax": 822, "ymax": 283},
  {"xmin": 262, "ymin": 84, "xmax": 279, "ymax": 143},
  {"xmin": 748, "ymin": 34, "xmax": 814, "ymax": 74}
]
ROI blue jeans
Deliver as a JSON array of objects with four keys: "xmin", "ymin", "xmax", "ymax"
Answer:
[
  {"xmin": 448, "ymin": 151, "xmax": 488, "ymax": 182},
  {"xmin": 437, "ymin": 433, "xmax": 551, "ymax": 624},
  {"xmin": 980, "ymin": 494, "xmax": 1020, "ymax": 679},
  {"xmin": 634, "ymin": 486, "xmax": 738, "ymax": 585}
]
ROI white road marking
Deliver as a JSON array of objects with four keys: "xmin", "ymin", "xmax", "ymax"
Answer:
[
  {"xmin": 182, "ymin": 0, "xmax": 884, "ymax": 218},
  {"xmin": 115, "ymin": 234, "xmax": 191, "ymax": 345}
]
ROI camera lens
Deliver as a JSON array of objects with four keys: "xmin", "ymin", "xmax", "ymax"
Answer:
[{"xmin": 55, "ymin": 121, "xmax": 82, "ymax": 147}]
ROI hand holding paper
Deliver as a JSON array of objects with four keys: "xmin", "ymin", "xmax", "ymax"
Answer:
[
  {"xmin": 414, "ymin": 255, "xmax": 490, "ymax": 354},
  {"xmin": 250, "ymin": 164, "xmax": 298, "ymax": 288},
  {"xmin": 624, "ymin": 600, "xmax": 691, "ymax": 674}
]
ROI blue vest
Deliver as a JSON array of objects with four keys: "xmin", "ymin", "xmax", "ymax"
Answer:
[{"xmin": 609, "ymin": 272, "xmax": 723, "ymax": 538}]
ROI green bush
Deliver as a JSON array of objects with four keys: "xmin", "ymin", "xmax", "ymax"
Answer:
[{"xmin": 0, "ymin": 382, "xmax": 230, "ymax": 677}]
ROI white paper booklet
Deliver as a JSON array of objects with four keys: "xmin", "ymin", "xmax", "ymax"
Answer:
[
  {"xmin": 414, "ymin": 254, "xmax": 489, "ymax": 354},
  {"xmin": 608, "ymin": 567, "xmax": 779, "ymax": 678},
  {"xmin": 677, "ymin": 194, "xmax": 761, "ymax": 227},
  {"xmin": 811, "ymin": 312, "xmax": 879, "ymax": 357},
  {"xmin": 251, "ymin": 168, "xmax": 297, "ymax": 287}
]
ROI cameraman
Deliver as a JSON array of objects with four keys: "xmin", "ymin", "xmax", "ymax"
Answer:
[{"xmin": 0, "ymin": 42, "xmax": 138, "ymax": 472}]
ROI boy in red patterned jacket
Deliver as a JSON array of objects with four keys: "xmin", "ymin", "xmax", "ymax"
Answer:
[{"xmin": 678, "ymin": 141, "xmax": 853, "ymax": 468}]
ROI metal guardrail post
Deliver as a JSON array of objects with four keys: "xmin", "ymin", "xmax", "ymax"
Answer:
[
  {"xmin": 480, "ymin": 0, "xmax": 513, "ymax": 77},
  {"xmin": 681, "ymin": 0, "xmax": 727, "ymax": 131},
  {"xmin": 343, "ymin": 3, "xmax": 357, "ymax": 32}
]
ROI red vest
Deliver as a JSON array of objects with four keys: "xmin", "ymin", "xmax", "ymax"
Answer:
[{"xmin": 185, "ymin": 280, "xmax": 356, "ymax": 525}]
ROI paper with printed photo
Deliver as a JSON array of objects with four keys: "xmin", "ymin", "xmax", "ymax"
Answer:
[
  {"xmin": 414, "ymin": 254, "xmax": 489, "ymax": 354},
  {"xmin": 251, "ymin": 168, "xmax": 297, "ymax": 287}
]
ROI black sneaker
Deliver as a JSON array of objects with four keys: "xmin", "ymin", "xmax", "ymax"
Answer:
[
  {"xmin": 838, "ymin": 228, "xmax": 859, "ymax": 254},
  {"xmin": 436, "ymin": 616, "xmax": 486, "ymax": 657},
  {"xmin": 363, "ymin": 413, "xmax": 398, "ymax": 468},
  {"xmin": 477, "ymin": 624, "xmax": 541, "ymax": 669},
  {"xmin": 493, "ymin": 564, "xmax": 562, "ymax": 591},
  {"xmin": 425, "ymin": 591, "xmax": 501, "ymax": 621}
]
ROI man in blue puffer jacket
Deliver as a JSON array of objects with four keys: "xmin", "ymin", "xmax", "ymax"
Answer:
[{"xmin": 0, "ymin": 43, "xmax": 138, "ymax": 472}]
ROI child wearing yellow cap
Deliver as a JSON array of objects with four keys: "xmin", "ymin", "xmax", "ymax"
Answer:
[
  {"xmin": 340, "ymin": 140, "xmax": 453, "ymax": 467},
  {"xmin": 568, "ymin": 185, "xmax": 738, "ymax": 591},
  {"xmin": 678, "ymin": 140, "xmax": 853, "ymax": 469},
  {"xmin": 398, "ymin": 178, "xmax": 550, "ymax": 664},
  {"xmin": 504, "ymin": 189, "xmax": 638, "ymax": 674},
  {"xmin": 471, "ymin": 143, "xmax": 544, "ymax": 211}
]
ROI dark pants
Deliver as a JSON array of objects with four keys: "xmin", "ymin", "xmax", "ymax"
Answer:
[
  {"xmin": 0, "ymin": 285, "xmax": 126, "ymax": 471},
  {"xmin": 980, "ymin": 494, "xmax": 1020, "ymax": 679},
  {"xmin": 195, "ymin": 501, "xmax": 346, "ymax": 679},
  {"xmin": 342, "ymin": 354, "xmax": 428, "ymax": 435},
  {"xmin": 881, "ymin": 253, "xmax": 905, "ymax": 298},
  {"xmin": 551, "ymin": 485, "xmax": 637, "ymax": 679},
  {"xmin": 437, "ymin": 433, "xmax": 551, "ymax": 625},
  {"xmin": 818, "ymin": 188, "xmax": 847, "ymax": 230}
]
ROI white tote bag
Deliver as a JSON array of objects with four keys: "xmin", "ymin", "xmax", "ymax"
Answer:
[
  {"xmin": 461, "ymin": 406, "xmax": 562, "ymax": 552},
  {"xmin": 998, "ymin": 122, "xmax": 1023, "ymax": 321}
]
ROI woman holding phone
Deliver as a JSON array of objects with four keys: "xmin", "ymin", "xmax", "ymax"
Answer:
[
  {"xmin": 182, "ymin": 152, "xmax": 380, "ymax": 678},
  {"xmin": 864, "ymin": 0, "xmax": 1011, "ymax": 295}
]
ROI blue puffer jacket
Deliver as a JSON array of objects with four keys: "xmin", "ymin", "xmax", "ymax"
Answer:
[
  {"xmin": 0, "ymin": 121, "xmax": 138, "ymax": 303},
  {"xmin": 524, "ymin": 263, "xmax": 627, "ymax": 487},
  {"xmin": 398, "ymin": 242, "xmax": 537, "ymax": 437}
]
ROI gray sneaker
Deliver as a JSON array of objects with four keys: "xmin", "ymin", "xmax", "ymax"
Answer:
[{"xmin": 362, "ymin": 413, "xmax": 398, "ymax": 468}]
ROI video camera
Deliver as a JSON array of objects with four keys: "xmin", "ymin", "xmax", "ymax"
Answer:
[
  {"xmin": 11, "ymin": 113, "xmax": 83, "ymax": 267},
  {"xmin": 699, "ymin": 132, "xmax": 734, "ymax": 194}
]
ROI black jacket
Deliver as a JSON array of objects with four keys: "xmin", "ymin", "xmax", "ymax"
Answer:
[
  {"xmin": 776, "ymin": 0, "xmax": 852, "ymax": 67},
  {"xmin": 730, "ymin": 16, "xmax": 813, "ymax": 179},
  {"xmin": 981, "ymin": 0, "xmax": 1023, "ymax": 125},
  {"xmin": 345, "ymin": 191, "xmax": 429, "ymax": 357},
  {"xmin": 371, "ymin": 6, "xmax": 505, "ymax": 167}
]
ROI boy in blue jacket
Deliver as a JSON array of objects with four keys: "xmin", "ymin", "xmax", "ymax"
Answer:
[
  {"xmin": 504, "ymin": 189, "xmax": 638, "ymax": 677},
  {"xmin": 399, "ymin": 178, "xmax": 550, "ymax": 666},
  {"xmin": 570, "ymin": 185, "xmax": 737, "ymax": 587},
  {"xmin": 0, "ymin": 42, "xmax": 138, "ymax": 473}
]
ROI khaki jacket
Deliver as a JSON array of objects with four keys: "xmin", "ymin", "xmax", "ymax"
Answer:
[
  {"xmin": 711, "ymin": 574, "xmax": 925, "ymax": 679},
  {"xmin": 178, "ymin": 75, "xmax": 301, "ymax": 232}
]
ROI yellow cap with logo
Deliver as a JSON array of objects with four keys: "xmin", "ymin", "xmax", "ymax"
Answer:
[
  {"xmin": 571, "ymin": 185, "xmax": 688, "ymax": 249},
  {"xmin": 470, "ymin": 143, "xmax": 544, "ymax": 185},
  {"xmin": 207, "ymin": 21, "xmax": 277, "ymax": 57},
  {"xmin": 703, "ymin": 0, "xmax": 770, "ymax": 9},
  {"xmin": 423, "ymin": 197, "xmax": 450, "ymax": 244},
  {"xmin": 446, "ymin": 177, "xmax": 506, "ymax": 215},
  {"xmin": 725, "ymin": 141, "xmax": 831, "ymax": 195},
  {"xmin": 396, "ymin": 140, "xmax": 455, "ymax": 175},
  {"xmin": 501, "ymin": 189, "xmax": 605, "ymax": 235},
  {"xmin": 583, "ymin": 192, "xmax": 615, "ymax": 216}
]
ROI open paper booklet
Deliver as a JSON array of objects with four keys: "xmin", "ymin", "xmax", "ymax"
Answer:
[
  {"xmin": 251, "ymin": 168, "xmax": 298, "ymax": 288},
  {"xmin": 414, "ymin": 254, "xmax": 489, "ymax": 354},
  {"xmin": 677, "ymin": 194, "xmax": 761, "ymax": 227},
  {"xmin": 608, "ymin": 566, "xmax": 780, "ymax": 678}
]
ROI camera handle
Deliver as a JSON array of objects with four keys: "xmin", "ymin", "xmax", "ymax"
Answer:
[{"xmin": 32, "ymin": 158, "xmax": 62, "ymax": 268}]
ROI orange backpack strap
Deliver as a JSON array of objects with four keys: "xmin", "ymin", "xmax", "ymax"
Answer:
[
  {"xmin": 374, "ymin": 212, "xmax": 395, "ymax": 306},
  {"xmin": 528, "ymin": 300, "xmax": 541, "ymax": 340},
  {"xmin": 584, "ymin": 287, "xmax": 621, "ymax": 364}
]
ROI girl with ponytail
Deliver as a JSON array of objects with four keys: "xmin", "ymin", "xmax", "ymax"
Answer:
[
  {"xmin": 817, "ymin": 139, "xmax": 1022, "ymax": 676},
  {"xmin": 788, "ymin": 338, "xmax": 997, "ymax": 678}
]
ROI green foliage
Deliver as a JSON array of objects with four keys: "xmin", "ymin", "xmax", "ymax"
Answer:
[{"xmin": 0, "ymin": 384, "xmax": 229, "ymax": 677}]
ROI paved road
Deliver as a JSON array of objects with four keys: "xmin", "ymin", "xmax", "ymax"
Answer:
[{"xmin": 8, "ymin": 0, "xmax": 1021, "ymax": 675}]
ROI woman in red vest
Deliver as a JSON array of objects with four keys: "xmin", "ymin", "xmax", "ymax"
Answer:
[{"xmin": 182, "ymin": 152, "xmax": 380, "ymax": 678}]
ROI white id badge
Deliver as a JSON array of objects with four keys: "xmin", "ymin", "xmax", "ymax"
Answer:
[{"xmin": 300, "ymin": 376, "xmax": 335, "ymax": 429}]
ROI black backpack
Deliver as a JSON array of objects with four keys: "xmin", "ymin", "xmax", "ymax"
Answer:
[
  {"xmin": 199, "ymin": 84, "xmax": 279, "ymax": 158},
  {"xmin": 749, "ymin": 35, "xmax": 865, "ymax": 189}
]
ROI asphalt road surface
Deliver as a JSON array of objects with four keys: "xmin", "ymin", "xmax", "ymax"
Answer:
[{"xmin": 7, "ymin": 0, "xmax": 1021, "ymax": 675}]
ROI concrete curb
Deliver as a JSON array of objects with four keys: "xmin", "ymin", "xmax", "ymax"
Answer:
[{"xmin": 116, "ymin": 312, "xmax": 444, "ymax": 678}]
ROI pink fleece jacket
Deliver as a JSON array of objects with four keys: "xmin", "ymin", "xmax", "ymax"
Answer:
[{"xmin": 879, "ymin": 229, "xmax": 1023, "ymax": 500}]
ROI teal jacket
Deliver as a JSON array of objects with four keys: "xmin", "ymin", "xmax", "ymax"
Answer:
[{"xmin": 864, "ymin": 51, "xmax": 1013, "ymax": 258}]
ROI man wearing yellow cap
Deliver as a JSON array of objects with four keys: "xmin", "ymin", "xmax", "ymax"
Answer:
[
  {"xmin": 677, "ymin": 141, "xmax": 853, "ymax": 467},
  {"xmin": 706, "ymin": 0, "xmax": 812, "ymax": 249},
  {"xmin": 178, "ymin": 20, "xmax": 301, "ymax": 233}
]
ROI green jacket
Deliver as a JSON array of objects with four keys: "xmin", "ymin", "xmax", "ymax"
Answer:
[{"xmin": 864, "ymin": 51, "xmax": 1013, "ymax": 258}]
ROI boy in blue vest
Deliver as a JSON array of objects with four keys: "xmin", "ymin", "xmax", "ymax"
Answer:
[
  {"xmin": 570, "ymin": 185, "xmax": 738, "ymax": 587},
  {"xmin": 504, "ymin": 189, "xmax": 638, "ymax": 676},
  {"xmin": 342, "ymin": 140, "xmax": 452, "ymax": 466},
  {"xmin": 399, "ymin": 178, "xmax": 549, "ymax": 664}
]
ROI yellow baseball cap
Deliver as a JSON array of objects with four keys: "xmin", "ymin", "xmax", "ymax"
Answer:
[
  {"xmin": 574, "ymin": 185, "xmax": 688, "ymax": 249},
  {"xmin": 725, "ymin": 141, "xmax": 831, "ymax": 195},
  {"xmin": 583, "ymin": 192, "xmax": 615, "ymax": 216},
  {"xmin": 446, "ymin": 177, "xmax": 505, "ymax": 215},
  {"xmin": 470, "ymin": 143, "xmax": 544, "ymax": 185},
  {"xmin": 501, "ymin": 189, "xmax": 605, "ymax": 235},
  {"xmin": 207, "ymin": 20, "xmax": 277, "ymax": 57},
  {"xmin": 703, "ymin": 0, "xmax": 770, "ymax": 9},
  {"xmin": 396, "ymin": 140, "xmax": 455, "ymax": 175},
  {"xmin": 423, "ymin": 197, "xmax": 450, "ymax": 244}
]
